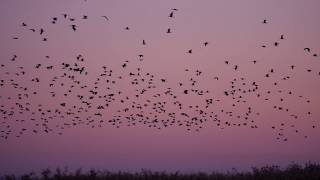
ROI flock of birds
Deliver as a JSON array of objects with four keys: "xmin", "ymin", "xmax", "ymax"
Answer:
[{"xmin": 0, "ymin": 7, "xmax": 319, "ymax": 142}]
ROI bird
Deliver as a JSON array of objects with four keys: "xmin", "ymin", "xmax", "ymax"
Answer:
[
  {"xmin": 40, "ymin": 28, "xmax": 44, "ymax": 35},
  {"xmin": 166, "ymin": 28, "xmax": 171, "ymax": 33},
  {"xmin": 71, "ymin": 25, "xmax": 77, "ymax": 31},
  {"xmin": 101, "ymin": 16, "xmax": 109, "ymax": 20},
  {"xmin": 204, "ymin": 42, "xmax": 209, "ymax": 46},
  {"xmin": 125, "ymin": 27, "xmax": 130, "ymax": 30},
  {"xmin": 280, "ymin": 35, "xmax": 284, "ymax": 40},
  {"xmin": 234, "ymin": 65, "xmax": 238, "ymax": 70},
  {"xmin": 142, "ymin": 40, "xmax": 146, "ymax": 45},
  {"xmin": 169, "ymin": 12, "xmax": 174, "ymax": 18},
  {"xmin": 304, "ymin": 48, "xmax": 311, "ymax": 52},
  {"xmin": 262, "ymin": 19, "xmax": 267, "ymax": 24},
  {"xmin": 187, "ymin": 49, "xmax": 192, "ymax": 54}
]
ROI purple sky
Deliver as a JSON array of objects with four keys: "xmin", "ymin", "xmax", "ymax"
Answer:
[{"xmin": 1, "ymin": 0, "xmax": 320, "ymax": 175}]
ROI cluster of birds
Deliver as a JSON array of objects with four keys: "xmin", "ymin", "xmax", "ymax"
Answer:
[{"xmin": 1, "ymin": 8, "xmax": 319, "ymax": 142}]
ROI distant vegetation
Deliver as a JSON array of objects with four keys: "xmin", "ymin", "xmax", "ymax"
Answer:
[{"xmin": 2, "ymin": 163, "xmax": 320, "ymax": 180}]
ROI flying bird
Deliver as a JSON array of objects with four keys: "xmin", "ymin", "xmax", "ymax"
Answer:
[
  {"xmin": 169, "ymin": 12, "xmax": 174, "ymax": 18},
  {"xmin": 71, "ymin": 25, "xmax": 77, "ymax": 31},
  {"xmin": 304, "ymin": 48, "xmax": 311, "ymax": 52},
  {"xmin": 40, "ymin": 28, "xmax": 44, "ymax": 35},
  {"xmin": 101, "ymin": 16, "xmax": 109, "ymax": 20}
]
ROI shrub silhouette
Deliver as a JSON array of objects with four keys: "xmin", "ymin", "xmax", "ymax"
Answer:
[{"xmin": 2, "ymin": 163, "xmax": 320, "ymax": 180}]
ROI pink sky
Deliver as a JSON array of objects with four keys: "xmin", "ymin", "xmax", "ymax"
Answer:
[{"xmin": 0, "ymin": 0, "xmax": 320, "ymax": 175}]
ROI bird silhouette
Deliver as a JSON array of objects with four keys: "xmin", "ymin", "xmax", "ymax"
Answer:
[
  {"xmin": 169, "ymin": 12, "xmax": 174, "ymax": 18},
  {"xmin": 71, "ymin": 25, "xmax": 77, "ymax": 31},
  {"xmin": 101, "ymin": 16, "xmax": 109, "ymax": 20}
]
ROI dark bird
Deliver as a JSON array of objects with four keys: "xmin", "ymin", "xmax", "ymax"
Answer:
[
  {"xmin": 71, "ymin": 25, "xmax": 77, "ymax": 31},
  {"xmin": 234, "ymin": 65, "xmax": 238, "ymax": 70},
  {"xmin": 262, "ymin": 19, "xmax": 267, "ymax": 24},
  {"xmin": 142, "ymin": 40, "xmax": 146, "ymax": 45},
  {"xmin": 187, "ymin": 49, "xmax": 192, "ymax": 54},
  {"xmin": 125, "ymin": 27, "xmax": 130, "ymax": 30},
  {"xmin": 274, "ymin": 42, "xmax": 279, "ymax": 46},
  {"xmin": 204, "ymin": 42, "xmax": 209, "ymax": 46},
  {"xmin": 169, "ymin": 12, "xmax": 174, "ymax": 18},
  {"xmin": 101, "ymin": 16, "xmax": 109, "ymax": 20},
  {"xmin": 171, "ymin": 8, "xmax": 178, "ymax": 11},
  {"xmin": 280, "ymin": 35, "xmax": 284, "ymax": 40},
  {"xmin": 40, "ymin": 28, "xmax": 44, "ymax": 35},
  {"xmin": 166, "ymin": 28, "xmax": 171, "ymax": 33},
  {"xmin": 62, "ymin": 13, "xmax": 68, "ymax": 18},
  {"xmin": 83, "ymin": 15, "xmax": 88, "ymax": 19},
  {"xmin": 29, "ymin": 28, "xmax": 36, "ymax": 32},
  {"xmin": 304, "ymin": 48, "xmax": 311, "ymax": 52},
  {"xmin": 22, "ymin": 22, "xmax": 27, "ymax": 27}
]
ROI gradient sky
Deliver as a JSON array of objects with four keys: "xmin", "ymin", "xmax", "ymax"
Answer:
[{"xmin": 1, "ymin": 0, "xmax": 320, "ymax": 175}]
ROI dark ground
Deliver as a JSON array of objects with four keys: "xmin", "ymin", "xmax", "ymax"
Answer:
[{"xmin": 2, "ymin": 163, "xmax": 320, "ymax": 180}]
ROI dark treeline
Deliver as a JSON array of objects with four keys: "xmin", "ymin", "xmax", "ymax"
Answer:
[{"xmin": 1, "ymin": 163, "xmax": 320, "ymax": 180}]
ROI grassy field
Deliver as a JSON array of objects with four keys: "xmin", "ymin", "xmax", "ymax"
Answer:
[{"xmin": 2, "ymin": 163, "xmax": 320, "ymax": 180}]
